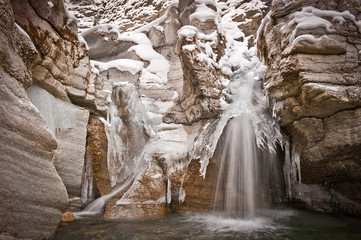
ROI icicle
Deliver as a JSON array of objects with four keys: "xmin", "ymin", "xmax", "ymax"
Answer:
[
  {"xmin": 178, "ymin": 186, "xmax": 186, "ymax": 204},
  {"xmin": 167, "ymin": 177, "xmax": 171, "ymax": 204}
]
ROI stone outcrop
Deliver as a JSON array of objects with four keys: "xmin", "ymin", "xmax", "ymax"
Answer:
[
  {"xmin": 258, "ymin": 0, "xmax": 361, "ymax": 216},
  {"xmin": 9, "ymin": 0, "xmax": 113, "ymax": 202},
  {"xmin": 104, "ymin": 159, "xmax": 170, "ymax": 218},
  {"xmin": 0, "ymin": 0, "xmax": 68, "ymax": 239},
  {"xmin": 11, "ymin": 0, "xmax": 112, "ymax": 115},
  {"xmin": 84, "ymin": 116, "xmax": 110, "ymax": 199},
  {"xmin": 68, "ymin": 0, "xmax": 275, "ymax": 218}
]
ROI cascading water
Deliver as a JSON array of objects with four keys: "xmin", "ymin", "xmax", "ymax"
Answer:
[
  {"xmin": 189, "ymin": 45, "xmax": 284, "ymax": 220},
  {"xmin": 213, "ymin": 115, "xmax": 258, "ymax": 219},
  {"xmin": 75, "ymin": 82, "xmax": 153, "ymax": 217}
]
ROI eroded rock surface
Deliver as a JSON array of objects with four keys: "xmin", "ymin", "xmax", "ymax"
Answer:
[
  {"xmin": 11, "ymin": 0, "xmax": 112, "ymax": 115},
  {"xmin": 0, "ymin": 0, "xmax": 68, "ymax": 239},
  {"xmin": 71, "ymin": 0, "xmax": 274, "ymax": 218},
  {"xmin": 65, "ymin": 0, "xmax": 172, "ymax": 33},
  {"xmin": 258, "ymin": 0, "xmax": 361, "ymax": 216}
]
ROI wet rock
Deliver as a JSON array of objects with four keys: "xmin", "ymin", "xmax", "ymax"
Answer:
[
  {"xmin": 171, "ymin": 157, "xmax": 218, "ymax": 213},
  {"xmin": 104, "ymin": 159, "xmax": 169, "ymax": 218},
  {"xmin": 86, "ymin": 116, "xmax": 110, "ymax": 197},
  {"xmin": 61, "ymin": 211, "xmax": 75, "ymax": 222}
]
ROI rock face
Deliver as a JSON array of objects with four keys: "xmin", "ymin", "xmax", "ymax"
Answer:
[
  {"xmin": 68, "ymin": 0, "xmax": 274, "ymax": 218},
  {"xmin": 65, "ymin": 0, "xmax": 172, "ymax": 33},
  {"xmin": 258, "ymin": 0, "xmax": 361, "ymax": 216},
  {"xmin": 10, "ymin": 0, "xmax": 113, "ymax": 201},
  {"xmin": 84, "ymin": 116, "xmax": 110, "ymax": 201},
  {"xmin": 0, "ymin": 0, "xmax": 68, "ymax": 239},
  {"xmin": 11, "ymin": 0, "xmax": 112, "ymax": 115}
]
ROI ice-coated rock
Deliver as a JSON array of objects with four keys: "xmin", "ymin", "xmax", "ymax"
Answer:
[{"xmin": 27, "ymin": 85, "xmax": 90, "ymax": 197}]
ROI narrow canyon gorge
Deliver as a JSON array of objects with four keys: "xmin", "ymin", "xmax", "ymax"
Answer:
[{"xmin": 0, "ymin": 0, "xmax": 360, "ymax": 239}]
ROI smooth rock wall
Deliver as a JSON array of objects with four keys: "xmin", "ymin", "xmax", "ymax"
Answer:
[{"xmin": 0, "ymin": 0, "xmax": 68, "ymax": 239}]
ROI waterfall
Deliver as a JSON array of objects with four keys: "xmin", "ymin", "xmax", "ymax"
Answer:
[
  {"xmin": 189, "ymin": 46, "xmax": 284, "ymax": 219},
  {"xmin": 213, "ymin": 115, "xmax": 258, "ymax": 218}
]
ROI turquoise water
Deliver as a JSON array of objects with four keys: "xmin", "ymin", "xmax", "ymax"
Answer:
[{"xmin": 55, "ymin": 208, "xmax": 361, "ymax": 240}]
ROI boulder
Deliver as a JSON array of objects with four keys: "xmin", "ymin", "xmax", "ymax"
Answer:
[{"xmin": 61, "ymin": 211, "xmax": 75, "ymax": 222}]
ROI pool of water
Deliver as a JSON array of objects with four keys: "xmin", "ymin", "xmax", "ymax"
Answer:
[{"xmin": 55, "ymin": 208, "xmax": 361, "ymax": 240}]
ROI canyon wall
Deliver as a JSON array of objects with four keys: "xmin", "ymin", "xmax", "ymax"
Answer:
[
  {"xmin": 0, "ymin": 0, "xmax": 68, "ymax": 239},
  {"xmin": 0, "ymin": 0, "xmax": 113, "ymax": 238},
  {"xmin": 258, "ymin": 0, "xmax": 361, "ymax": 216}
]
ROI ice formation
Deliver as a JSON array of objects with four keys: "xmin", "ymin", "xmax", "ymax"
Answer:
[{"xmin": 26, "ymin": 85, "xmax": 77, "ymax": 135}]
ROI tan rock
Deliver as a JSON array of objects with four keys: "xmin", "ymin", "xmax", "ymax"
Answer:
[
  {"xmin": 61, "ymin": 211, "xmax": 75, "ymax": 222},
  {"xmin": 86, "ymin": 116, "xmax": 110, "ymax": 197},
  {"xmin": 258, "ymin": 0, "xmax": 361, "ymax": 216}
]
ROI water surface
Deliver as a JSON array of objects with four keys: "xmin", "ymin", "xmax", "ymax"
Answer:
[{"xmin": 55, "ymin": 208, "xmax": 361, "ymax": 240}]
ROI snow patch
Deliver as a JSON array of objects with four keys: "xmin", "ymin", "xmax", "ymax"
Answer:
[
  {"xmin": 182, "ymin": 44, "xmax": 197, "ymax": 51},
  {"xmin": 91, "ymin": 59, "xmax": 144, "ymax": 75},
  {"xmin": 288, "ymin": 6, "xmax": 361, "ymax": 44},
  {"xmin": 178, "ymin": 25, "xmax": 198, "ymax": 39},
  {"xmin": 190, "ymin": 3, "xmax": 217, "ymax": 23},
  {"xmin": 118, "ymin": 33, "xmax": 170, "ymax": 87}
]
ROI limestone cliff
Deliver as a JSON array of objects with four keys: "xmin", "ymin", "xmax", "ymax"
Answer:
[{"xmin": 258, "ymin": 0, "xmax": 361, "ymax": 216}]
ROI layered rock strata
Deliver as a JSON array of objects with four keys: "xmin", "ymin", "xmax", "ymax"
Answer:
[
  {"xmin": 258, "ymin": 0, "xmax": 361, "ymax": 216},
  {"xmin": 11, "ymin": 0, "xmax": 112, "ymax": 115},
  {"xmin": 0, "ymin": 0, "xmax": 68, "ymax": 239},
  {"xmin": 9, "ymin": 0, "xmax": 113, "ymax": 202}
]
